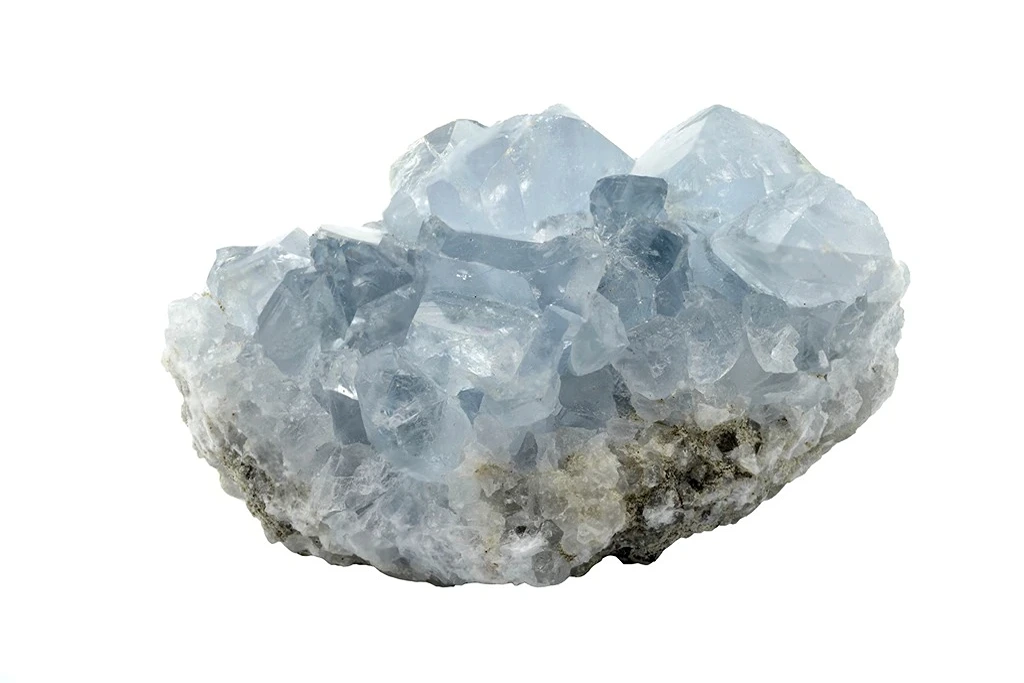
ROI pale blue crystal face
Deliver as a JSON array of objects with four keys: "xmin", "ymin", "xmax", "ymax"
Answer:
[
  {"xmin": 632, "ymin": 105, "xmax": 816, "ymax": 232},
  {"xmin": 166, "ymin": 105, "xmax": 908, "ymax": 585},
  {"xmin": 383, "ymin": 106, "xmax": 633, "ymax": 243},
  {"xmin": 710, "ymin": 174, "xmax": 894, "ymax": 307}
]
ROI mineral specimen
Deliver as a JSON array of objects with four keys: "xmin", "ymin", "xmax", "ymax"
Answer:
[{"xmin": 164, "ymin": 105, "xmax": 908, "ymax": 585}]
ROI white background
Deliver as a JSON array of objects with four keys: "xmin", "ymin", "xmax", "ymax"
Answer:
[{"xmin": 1, "ymin": 2, "xmax": 1020, "ymax": 681}]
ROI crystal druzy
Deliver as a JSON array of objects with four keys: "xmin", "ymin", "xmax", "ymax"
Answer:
[{"xmin": 164, "ymin": 105, "xmax": 909, "ymax": 585}]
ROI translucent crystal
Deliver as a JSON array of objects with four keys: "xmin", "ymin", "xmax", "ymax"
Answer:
[
  {"xmin": 207, "ymin": 229, "xmax": 312, "ymax": 331},
  {"xmin": 383, "ymin": 106, "xmax": 632, "ymax": 242},
  {"xmin": 568, "ymin": 293, "xmax": 628, "ymax": 376},
  {"xmin": 632, "ymin": 105, "xmax": 815, "ymax": 231},
  {"xmin": 355, "ymin": 345, "xmax": 470, "ymax": 478},
  {"xmin": 165, "ymin": 105, "xmax": 908, "ymax": 586},
  {"xmin": 710, "ymin": 174, "xmax": 897, "ymax": 307}
]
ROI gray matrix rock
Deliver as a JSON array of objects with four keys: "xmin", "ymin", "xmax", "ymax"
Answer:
[{"xmin": 164, "ymin": 105, "xmax": 909, "ymax": 585}]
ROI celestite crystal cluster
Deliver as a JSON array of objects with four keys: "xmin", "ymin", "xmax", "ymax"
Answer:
[{"xmin": 164, "ymin": 105, "xmax": 908, "ymax": 585}]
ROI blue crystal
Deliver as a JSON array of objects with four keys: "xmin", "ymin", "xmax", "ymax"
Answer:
[
  {"xmin": 354, "ymin": 345, "xmax": 469, "ymax": 477},
  {"xmin": 590, "ymin": 174, "xmax": 668, "ymax": 230},
  {"xmin": 632, "ymin": 105, "xmax": 815, "ymax": 231},
  {"xmin": 384, "ymin": 106, "xmax": 632, "ymax": 242},
  {"xmin": 255, "ymin": 269, "xmax": 337, "ymax": 375},
  {"xmin": 167, "ymin": 105, "xmax": 909, "ymax": 586}
]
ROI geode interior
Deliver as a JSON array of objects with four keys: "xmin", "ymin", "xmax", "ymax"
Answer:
[{"xmin": 164, "ymin": 105, "xmax": 908, "ymax": 585}]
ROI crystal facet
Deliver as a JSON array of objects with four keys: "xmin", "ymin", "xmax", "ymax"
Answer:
[{"xmin": 165, "ymin": 105, "xmax": 908, "ymax": 585}]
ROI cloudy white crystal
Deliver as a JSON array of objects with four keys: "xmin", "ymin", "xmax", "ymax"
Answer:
[{"xmin": 165, "ymin": 105, "xmax": 908, "ymax": 586}]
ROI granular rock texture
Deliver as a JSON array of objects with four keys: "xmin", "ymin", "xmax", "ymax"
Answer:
[{"xmin": 164, "ymin": 105, "xmax": 909, "ymax": 585}]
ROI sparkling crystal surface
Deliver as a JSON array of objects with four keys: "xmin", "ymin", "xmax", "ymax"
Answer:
[{"xmin": 164, "ymin": 105, "xmax": 908, "ymax": 585}]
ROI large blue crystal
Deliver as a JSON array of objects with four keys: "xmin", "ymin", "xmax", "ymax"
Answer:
[{"xmin": 165, "ymin": 105, "xmax": 908, "ymax": 585}]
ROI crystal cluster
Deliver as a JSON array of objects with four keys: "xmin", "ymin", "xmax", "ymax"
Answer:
[{"xmin": 164, "ymin": 105, "xmax": 908, "ymax": 585}]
